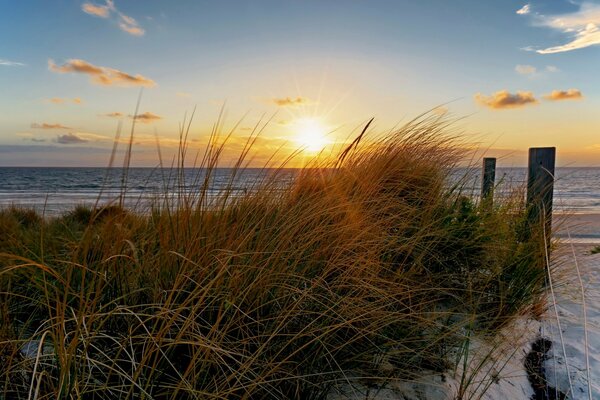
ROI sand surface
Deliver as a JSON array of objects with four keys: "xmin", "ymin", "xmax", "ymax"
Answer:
[
  {"xmin": 543, "ymin": 243, "xmax": 600, "ymax": 399},
  {"xmin": 543, "ymin": 213, "xmax": 600, "ymax": 399},
  {"xmin": 554, "ymin": 213, "xmax": 600, "ymax": 243}
]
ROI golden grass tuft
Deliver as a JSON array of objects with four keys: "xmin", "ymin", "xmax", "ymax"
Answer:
[{"xmin": 0, "ymin": 113, "xmax": 549, "ymax": 399}]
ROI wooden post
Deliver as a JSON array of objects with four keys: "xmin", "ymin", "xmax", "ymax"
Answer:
[
  {"xmin": 481, "ymin": 157, "xmax": 496, "ymax": 202},
  {"xmin": 526, "ymin": 147, "xmax": 556, "ymax": 238}
]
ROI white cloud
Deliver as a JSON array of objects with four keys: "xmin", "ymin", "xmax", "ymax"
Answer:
[
  {"xmin": 529, "ymin": 2, "xmax": 600, "ymax": 53},
  {"xmin": 515, "ymin": 64, "xmax": 536, "ymax": 75},
  {"xmin": 516, "ymin": 4, "xmax": 531, "ymax": 15},
  {"xmin": 546, "ymin": 65, "xmax": 559, "ymax": 72},
  {"xmin": 0, "ymin": 58, "xmax": 25, "ymax": 66}
]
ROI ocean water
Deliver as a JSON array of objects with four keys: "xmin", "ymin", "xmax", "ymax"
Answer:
[{"xmin": 0, "ymin": 167, "xmax": 599, "ymax": 215}]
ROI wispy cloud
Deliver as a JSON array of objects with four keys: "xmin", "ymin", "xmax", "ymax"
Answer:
[
  {"xmin": 0, "ymin": 58, "xmax": 25, "ymax": 66},
  {"xmin": 514, "ymin": 64, "xmax": 559, "ymax": 77},
  {"xmin": 515, "ymin": 64, "xmax": 536, "ymax": 75},
  {"xmin": 131, "ymin": 112, "xmax": 162, "ymax": 123},
  {"xmin": 48, "ymin": 59, "xmax": 155, "ymax": 87},
  {"xmin": 544, "ymin": 89, "xmax": 583, "ymax": 101},
  {"xmin": 55, "ymin": 131, "xmax": 109, "ymax": 144},
  {"xmin": 271, "ymin": 96, "xmax": 311, "ymax": 107},
  {"xmin": 47, "ymin": 97, "xmax": 83, "ymax": 105},
  {"xmin": 525, "ymin": 2, "xmax": 600, "ymax": 54},
  {"xmin": 176, "ymin": 92, "xmax": 191, "ymax": 97},
  {"xmin": 101, "ymin": 112, "xmax": 124, "ymax": 118},
  {"xmin": 31, "ymin": 122, "xmax": 72, "ymax": 129},
  {"xmin": 82, "ymin": 2, "xmax": 110, "ymax": 18},
  {"xmin": 516, "ymin": 4, "xmax": 531, "ymax": 15},
  {"xmin": 474, "ymin": 90, "xmax": 538, "ymax": 110},
  {"xmin": 82, "ymin": 1, "xmax": 145, "ymax": 36},
  {"xmin": 118, "ymin": 13, "xmax": 144, "ymax": 36}
]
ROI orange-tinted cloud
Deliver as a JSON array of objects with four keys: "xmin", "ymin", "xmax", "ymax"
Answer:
[
  {"xmin": 82, "ymin": 3, "xmax": 110, "ymax": 18},
  {"xmin": 474, "ymin": 90, "xmax": 538, "ymax": 110},
  {"xmin": 272, "ymin": 96, "xmax": 310, "ymax": 107},
  {"xmin": 102, "ymin": 112, "xmax": 124, "ymax": 118},
  {"xmin": 515, "ymin": 64, "xmax": 536, "ymax": 75},
  {"xmin": 543, "ymin": 89, "xmax": 583, "ymax": 101},
  {"xmin": 48, "ymin": 97, "xmax": 82, "ymax": 104},
  {"xmin": 31, "ymin": 122, "xmax": 72, "ymax": 129},
  {"xmin": 118, "ymin": 14, "xmax": 144, "ymax": 36},
  {"xmin": 48, "ymin": 59, "xmax": 155, "ymax": 87},
  {"xmin": 131, "ymin": 112, "xmax": 162, "ymax": 123},
  {"xmin": 82, "ymin": 1, "xmax": 145, "ymax": 36}
]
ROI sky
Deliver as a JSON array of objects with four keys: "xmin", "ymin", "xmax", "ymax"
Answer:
[{"xmin": 1, "ymin": 0, "xmax": 600, "ymax": 167}]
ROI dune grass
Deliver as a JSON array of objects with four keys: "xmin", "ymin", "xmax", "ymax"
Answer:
[{"xmin": 0, "ymin": 114, "xmax": 551, "ymax": 399}]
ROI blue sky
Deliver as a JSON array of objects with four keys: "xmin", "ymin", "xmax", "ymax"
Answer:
[{"xmin": 1, "ymin": 0, "xmax": 599, "ymax": 166}]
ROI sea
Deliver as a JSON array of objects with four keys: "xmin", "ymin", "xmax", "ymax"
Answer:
[{"xmin": 0, "ymin": 167, "xmax": 599, "ymax": 216}]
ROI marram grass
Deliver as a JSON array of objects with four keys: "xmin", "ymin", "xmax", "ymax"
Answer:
[{"xmin": 0, "ymin": 114, "xmax": 549, "ymax": 399}]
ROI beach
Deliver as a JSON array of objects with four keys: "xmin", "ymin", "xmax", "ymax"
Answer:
[{"xmin": 544, "ymin": 213, "xmax": 600, "ymax": 399}]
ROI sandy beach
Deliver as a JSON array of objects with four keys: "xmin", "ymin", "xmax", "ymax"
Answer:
[
  {"xmin": 544, "ymin": 213, "xmax": 600, "ymax": 399},
  {"xmin": 554, "ymin": 213, "xmax": 600, "ymax": 243}
]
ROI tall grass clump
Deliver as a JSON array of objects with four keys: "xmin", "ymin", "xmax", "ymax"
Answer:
[{"xmin": 0, "ymin": 113, "xmax": 549, "ymax": 399}]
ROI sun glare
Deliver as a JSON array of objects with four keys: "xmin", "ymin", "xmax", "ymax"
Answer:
[{"xmin": 293, "ymin": 118, "xmax": 330, "ymax": 152}]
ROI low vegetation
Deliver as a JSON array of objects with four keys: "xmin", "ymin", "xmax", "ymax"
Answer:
[{"xmin": 0, "ymin": 114, "xmax": 550, "ymax": 399}]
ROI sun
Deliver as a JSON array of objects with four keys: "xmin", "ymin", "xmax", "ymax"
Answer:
[{"xmin": 293, "ymin": 118, "xmax": 330, "ymax": 152}]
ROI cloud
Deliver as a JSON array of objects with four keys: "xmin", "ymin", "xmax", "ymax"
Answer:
[
  {"xmin": 30, "ymin": 138, "xmax": 47, "ymax": 143},
  {"xmin": 47, "ymin": 97, "xmax": 82, "ymax": 104},
  {"xmin": 546, "ymin": 65, "xmax": 559, "ymax": 73},
  {"xmin": 516, "ymin": 4, "xmax": 531, "ymax": 15},
  {"xmin": 271, "ymin": 96, "xmax": 311, "ymax": 107},
  {"xmin": 528, "ymin": 2, "xmax": 600, "ymax": 54},
  {"xmin": 474, "ymin": 90, "xmax": 538, "ymax": 109},
  {"xmin": 131, "ymin": 112, "xmax": 162, "ymax": 123},
  {"xmin": 118, "ymin": 13, "xmax": 144, "ymax": 36},
  {"xmin": 82, "ymin": 3, "xmax": 110, "ymax": 18},
  {"xmin": 0, "ymin": 58, "xmax": 25, "ymax": 66},
  {"xmin": 56, "ymin": 133, "xmax": 88, "ymax": 144},
  {"xmin": 31, "ymin": 122, "xmax": 72, "ymax": 129},
  {"xmin": 81, "ymin": 1, "xmax": 145, "ymax": 36},
  {"xmin": 543, "ymin": 89, "xmax": 583, "ymax": 101},
  {"xmin": 176, "ymin": 92, "xmax": 191, "ymax": 97},
  {"xmin": 515, "ymin": 64, "xmax": 536, "ymax": 75},
  {"xmin": 101, "ymin": 112, "xmax": 124, "ymax": 118},
  {"xmin": 48, "ymin": 59, "xmax": 156, "ymax": 87}
]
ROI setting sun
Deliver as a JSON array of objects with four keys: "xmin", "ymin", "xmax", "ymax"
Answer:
[{"xmin": 293, "ymin": 118, "xmax": 330, "ymax": 152}]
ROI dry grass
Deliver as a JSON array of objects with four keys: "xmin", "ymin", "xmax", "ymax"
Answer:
[{"xmin": 0, "ymin": 113, "xmax": 549, "ymax": 399}]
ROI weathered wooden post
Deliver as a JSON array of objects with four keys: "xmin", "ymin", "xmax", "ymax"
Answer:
[
  {"xmin": 481, "ymin": 157, "xmax": 496, "ymax": 203},
  {"xmin": 526, "ymin": 147, "xmax": 556, "ymax": 238}
]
